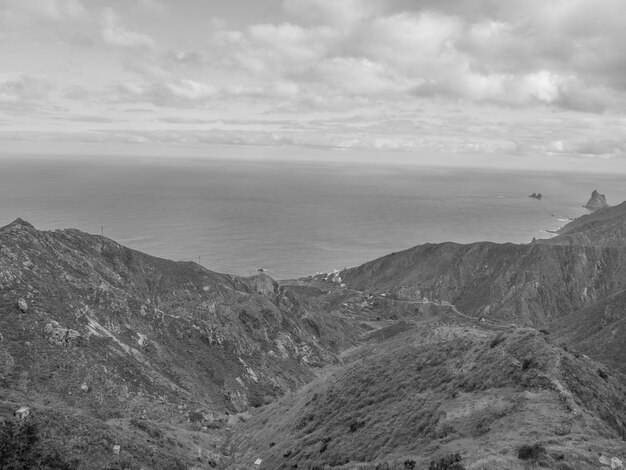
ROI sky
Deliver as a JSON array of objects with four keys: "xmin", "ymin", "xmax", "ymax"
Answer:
[{"xmin": 1, "ymin": 0, "xmax": 626, "ymax": 168}]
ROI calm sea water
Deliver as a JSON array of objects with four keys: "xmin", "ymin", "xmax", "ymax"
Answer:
[{"xmin": 1, "ymin": 152, "xmax": 625, "ymax": 279}]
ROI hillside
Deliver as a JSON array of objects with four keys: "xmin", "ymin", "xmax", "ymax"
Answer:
[
  {"xmin": 339, "ymin": 241, "xmax": 626, "ymax": 326},
  {"xmin": 1, "ymin": 205, "xmax": 626, "ymax": 469},
  {"xmin": 228, "ymin": 325, "xmax": 626, "ymax": 469},
  {"xmin": 0, "ymin": 219, "xmax": 363, "ymax": 469}
]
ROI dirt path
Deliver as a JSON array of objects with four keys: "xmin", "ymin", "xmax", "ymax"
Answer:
[{"xmin": 342, "ymin": 287, "xmax": 512, "ymax": 329}]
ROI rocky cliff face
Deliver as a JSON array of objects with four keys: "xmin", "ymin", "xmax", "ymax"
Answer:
[{"xmin": 584, "ymin": 189, "xmax": 609, "ymax": 211}]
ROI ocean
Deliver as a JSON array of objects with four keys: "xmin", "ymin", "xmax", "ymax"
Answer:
[{"xmin": 1, "ymin": 150, "xmax": 625, "ymax": 279}]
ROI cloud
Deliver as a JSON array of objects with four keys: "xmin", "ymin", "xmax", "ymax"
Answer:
[
  {"xmin": 135, "ymin": 0, "xmax": 167, "ymax": 14},
  {"xmin": 107, "ymin": 79, "xmax": 218, "ymax": 107},
  {"xmin": 197, "ymin": 2, "xmax": 626, "ymax": 113},
  {"xmin": 0, "ymin": 74, "xmax": 53, "ymax": 104},
  {"xmin": 3, "ymin": 0, "xmax": 626, "ymax": 164},
  {"xmin": 0, "ymin": 0, "xmax": 85, "ymax": 21},
  {"xmin": 547, "ymin": 138, "xmax": 626, "ymax": 158},
  {"xmin": 282, "ymin": 0, "xmax": 378, "ymax": 26},
  {"xmin": 102, "ymin": 8, "xmax": 155, "ymax": 48}
]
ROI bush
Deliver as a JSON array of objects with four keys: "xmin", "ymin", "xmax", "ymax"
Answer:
[
  {"xmin": 187, "ymin": 411, "xmax": 204, "ymax": 423},
  {"xmin": 517, "ymin": 444, "xmax": 546, "ymax": 461},
  {"xmin": 129, "ymin": 418, "xmax": 163, "ymax": 440},
  {"xmin": 489, "ymin": 333, "xmax": 506, "ymax": 348},
  {"xmin": 349, "ymin": 420, "xmax": 365, "ymax": 433},
  {"xmin": 429, "ymin": 453, "xmax": 465, "ymax": 470},
  {"xmin": 0, "ymin": 417, "xmax": 75, "ymax": 470},
  {"xmin": 522, "ymin": 357, "xmax": 535, "ymax": 371}
]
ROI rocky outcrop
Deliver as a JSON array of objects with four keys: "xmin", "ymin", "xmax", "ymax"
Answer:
[
  {"xmin": 584, "ymin": 189, "xmax": 608, "ymax": 211},
  {"xmin": 529, "ymin": 192, "xmax": 543, "ymax": 200},
  {"xmin": 247, "ymin": 273, "xmax": 277, "ymax": 296},
  {"xmin": 44, "ymin": 321, "xmax": 81, "ymax": 346}
]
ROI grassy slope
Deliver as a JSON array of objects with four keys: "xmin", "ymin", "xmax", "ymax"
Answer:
[
  {"xmin": 550, "ymin": 289, "xmax": 626, "ymax": 374},
  {"xmin": 228, "ymin": 326, "xmax": 626, "ymax": 470}
]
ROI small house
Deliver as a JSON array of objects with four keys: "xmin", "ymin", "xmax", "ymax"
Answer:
[
  {"xmin": 15, "ymin": 406, "xmax": 30, "ymax": 420},
  {"xmin": 254, "ymin": 458, "xmax": 263, "ymax": 466}
]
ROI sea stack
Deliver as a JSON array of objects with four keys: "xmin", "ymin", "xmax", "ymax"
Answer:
[
  {"xmin": 584, "ymin": 190, "xmax": 608, "ymax": 211},
  {"xmin": 529, "ymin": 192, "xmax": 543, "ymax": 200}
]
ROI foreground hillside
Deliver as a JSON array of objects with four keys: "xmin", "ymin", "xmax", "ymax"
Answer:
[{"xmin": 228, "ymin": 325, "xmax": 626, "ymax": 469}]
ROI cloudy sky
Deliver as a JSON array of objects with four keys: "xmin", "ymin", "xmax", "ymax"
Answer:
[{"xmin": 1, "ymin": 0, "xmax": 625, "ymax": 167}]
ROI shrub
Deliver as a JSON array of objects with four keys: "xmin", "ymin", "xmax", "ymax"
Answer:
[
  {"xmin": 489, "ymin": 333, "xmax": 506, "ymax": 348},
  {"xmin": 429, "ymin": 453, "xmax": 465, "ymax": 470},
  {"xmin": 129, "ymin": 418, "xmax": 163, "ymax": 440},
  {"xmin": 349, "ymin": 420, "xmax": 366, "ymax": 433},
  {"xmin": 522, "ymin": 357, "xmax": 534, "ymax": 371},
  {"xmin": 517, "ymin": 444, "xmax": 546, "ymax": 461},
  {"xmin": 0, "ymin": 417, "xmax": 75, "ymax": 470},
  {"xmin": 187, "ymin": 411, "xmax": 204, "ymax": 423}
]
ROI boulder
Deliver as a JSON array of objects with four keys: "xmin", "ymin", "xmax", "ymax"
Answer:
[
  {"xmin": 44, "ymin": 321, "xmax": 81, "ymax": 347},
  {"xmin": 584, "ymin": 190, "xmax": 608, "ymax": 211},
  {"xmin": 17, "ymin": 298, "xmax": 28, "ymax": 313}
]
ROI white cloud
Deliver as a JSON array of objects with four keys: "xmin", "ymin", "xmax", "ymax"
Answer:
[
  {"xmin": 3, "ymin": 0, "xmax": 626, "ymax": 164},
  {"xmin": 135, "ymin": 0, "xmax": 167, "ymax": 14},
  {"xmin": 0, "ymin": 0, "xmax": 85, "ymax": 21},
  {"xmin": 282, "ymin": 0, "xmax": 378, "ymax": 27},
  {"xmin": 0, "ymin": 74, "xmax": 52, "ymax": 104},
  {"xmin": 165, "ymin": 80, "xmax": 217, "ymax": 100},
  {"xmin": 102, "ymin": 8, "xmax": 155, "ymax": 48}
]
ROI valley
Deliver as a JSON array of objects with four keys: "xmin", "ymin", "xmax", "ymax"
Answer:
[{"xmin": 1, "ymin": 205, "xmax": 625, "ymax": 469}]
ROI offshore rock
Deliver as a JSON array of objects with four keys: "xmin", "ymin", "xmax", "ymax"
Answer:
[{"xmin": 584, "ymin": 189, "xmax": 608, "ymax": 211}]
